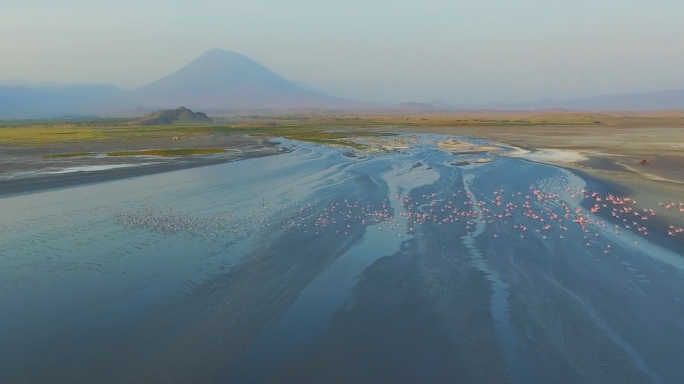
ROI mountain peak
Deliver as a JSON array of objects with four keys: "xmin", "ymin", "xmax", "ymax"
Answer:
[
  {"xmin": 201, "ymin": 49, "xmax": 250, "ymax": 61},
  {"xmin": 122, "ymin": 50, "xmax": 366, "ymax": 110}
]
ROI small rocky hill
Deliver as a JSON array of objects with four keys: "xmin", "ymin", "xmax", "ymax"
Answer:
[{"xmin": 135, "ymin": 107, "xmax": 212, "ymax": 125}]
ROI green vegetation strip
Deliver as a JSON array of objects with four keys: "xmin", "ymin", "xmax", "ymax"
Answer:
[
  {"xmin": 216, "ymin": 125, "xmax": 390, "ymax": 150},
  {"xmin": 42, "ymin": 152, "xmax": 94, "ymax": 158},
  {"xmin": 106, "ymin": 148, "xmax": 226, "ymax": 157},
  {"xmin": 299, "ymin": 138, "xmax": 371, "ymax": 151}
]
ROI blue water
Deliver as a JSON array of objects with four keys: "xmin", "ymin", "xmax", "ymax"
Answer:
[{"xmin": 1, "ymin": 136, "xmax": 683, "ymax": 383}]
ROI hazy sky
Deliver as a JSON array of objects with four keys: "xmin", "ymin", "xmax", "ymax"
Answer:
[{"xmin": 2, "ymin": 0, "xmax": 683, "ymax": 103}]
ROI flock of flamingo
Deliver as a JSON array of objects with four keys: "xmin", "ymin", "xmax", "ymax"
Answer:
[{"xmin": 115, "ymin": 183, "xmax": 684, "ymax": 262}]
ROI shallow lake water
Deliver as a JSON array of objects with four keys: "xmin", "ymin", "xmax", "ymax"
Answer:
[{"xmin": 1, "ymin": 136, "xmax": 683, "ymax": 383}]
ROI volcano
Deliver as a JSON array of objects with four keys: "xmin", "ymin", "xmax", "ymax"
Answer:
[{"xmin": 125, "ymin": 49, "xmax": 366, "ymax": 110}]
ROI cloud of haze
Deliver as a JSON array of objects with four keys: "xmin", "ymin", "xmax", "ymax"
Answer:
[{"xmin": 2, "ymin": 0, "xmax": 683, "ymax": 104}]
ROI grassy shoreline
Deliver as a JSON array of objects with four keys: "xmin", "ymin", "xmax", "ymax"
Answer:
[
  {"xmin": 3, "ymin": 114, "xmax": 684, "ymax": 187},
  {"xmin": 2, "ymin": 114, "xmax": 682, "ymax": 207}
]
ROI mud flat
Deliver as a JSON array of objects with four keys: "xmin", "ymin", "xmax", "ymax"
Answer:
[
  {"xmin": 437, "ymin": 139, "xmax": 499, "ymax": 154},
  {"xmin": 502, "ymin": 147, "xmax": 589, "ymax": 165},
  {"xmin": 385, "ymin": 123, "xmax": 684, "ymax": 189},
  {"xmin": 359, "ymin": 137, "xmax": 411, "ymax": 151},
  {"xmin": 0, "ymin": 135, "xmax": 280, "ymax": 197},
  {"xmin": 474, "ymin": 157, "xmax": 494, "ymax": 163}
]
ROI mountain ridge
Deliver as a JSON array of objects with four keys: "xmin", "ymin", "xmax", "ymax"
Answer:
[
  {"xmin": 0, "ymin": 84, "xmax": 124, "ymax": 119},
  {"xmin": 122, "ymin": 49, "xmax": 368, "ymax": 110},
  {"xmin": 2, "ymin": 49, "xmax": 684, "ymax": 118},
  {"xmin": 441, "ymin": 89, "xmax": 684, "ymax": 111}
]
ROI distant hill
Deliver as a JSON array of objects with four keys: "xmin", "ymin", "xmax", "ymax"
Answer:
[
  {"xmin": 394, "ymin": 102, "xmax": 437, "ymax": 111},
  {"xmin": 0, "ymin": 84, "xmax": 123, "ymax": 119},
  {"xmin": 291, "ymin": 81, "xmax": 328, "ymax": 95},
  {"xmin": 3, "ymin": 49, "xmax": 684, "ymax": 118},
  {"xmin": 429, "ymin": 99, "xmax": 453, "ymax": 109},
  {"xmin": 122, "ymin": 49, "xmax": 368, "ymax": 110},
  {"xmin": 134, "ymin": 107, "xmax": 212, "ymax": 125},
  {"xmin": 0, "ymin": 80, "xmax": 62, "ymax": 88},
  {"xmin": 398, "ymin": 91, "xmax": 684, "ymax": 112},
  {"xmin": 454, "ymin": 90, "xmax": 684, "ymax": 111}
]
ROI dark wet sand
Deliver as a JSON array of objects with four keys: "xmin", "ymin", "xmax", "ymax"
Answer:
[
  {"xmin": 0, "ymin": 150, "xmax": 280, "ymax": 198},
  {"xmin": 0, "ymin": 136, "xmax": 283, "ymax": 197},
  {"xmin": 0, "ymin": 134, "xmax": 271, "ymax": 176}
]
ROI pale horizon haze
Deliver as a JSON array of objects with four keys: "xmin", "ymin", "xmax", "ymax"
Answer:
[{"xmin": 2, "ymin": 0, "xmax": 684, "ymax": 104}]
